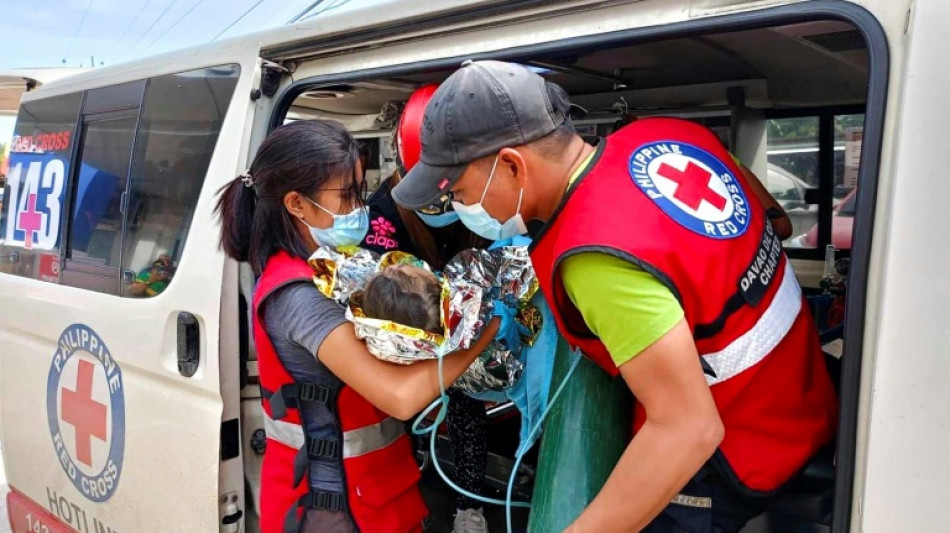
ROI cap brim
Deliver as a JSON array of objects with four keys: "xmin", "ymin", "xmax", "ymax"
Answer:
[{"xmin": 391, "ymin": 160, "xmax": 466, "ymax": 210}]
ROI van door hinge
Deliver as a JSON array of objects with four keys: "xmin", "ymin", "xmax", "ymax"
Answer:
[{"xmin": 259, "ymin": 60, "xmax": 291, "ymax": 98}]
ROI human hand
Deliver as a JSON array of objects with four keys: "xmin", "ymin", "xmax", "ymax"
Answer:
[{"xmin": 491, "ymin": 299, "xmax": 530, "ymax": 355}]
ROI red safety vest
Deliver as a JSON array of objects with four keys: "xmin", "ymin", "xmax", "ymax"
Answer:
[
  {"xmin": 529, "ymin": 117, "xmax": 837, "ymax": 493},
  {"xmin": 254, "ymin": 251, "xmax": 428, "ymax": 533}
]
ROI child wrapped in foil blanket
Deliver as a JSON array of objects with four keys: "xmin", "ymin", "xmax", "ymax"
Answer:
[{"xmin": 308, "ymin": 245, "xmax": 541, "ymax": 393}]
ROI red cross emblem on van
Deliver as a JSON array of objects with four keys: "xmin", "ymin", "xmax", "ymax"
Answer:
[
  {"xmin": 61, "ymin": 360, "xmax": 108, "ymax": 467},
  {"xmin": 47, "ymin": 324, "xmax": 125, "ymax": 502}
]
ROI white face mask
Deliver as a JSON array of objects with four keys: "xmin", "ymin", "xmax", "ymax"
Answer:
[
  {"xmin": 303, "ymin": 197, "xmax": 369, "ymax": 249},
  {"xmin": 451, "ymin": 154, "xmax": 528, "ymax": 241}
]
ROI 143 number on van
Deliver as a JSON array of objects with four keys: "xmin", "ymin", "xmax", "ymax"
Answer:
[{"xmin": 4, "ymin": 155, "xmax": 66, "ymax": 251}]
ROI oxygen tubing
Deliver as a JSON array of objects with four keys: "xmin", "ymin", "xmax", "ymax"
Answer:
[{"xmin": 411, "ymin": 346, "xmax": 583, "ymax": 533}]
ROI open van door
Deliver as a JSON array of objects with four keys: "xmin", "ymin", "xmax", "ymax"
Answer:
[{"xmin": 0, "ymin": 44, "xmax": 261, "ymax": 533}]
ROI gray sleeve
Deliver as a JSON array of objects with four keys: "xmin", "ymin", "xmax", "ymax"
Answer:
[{"xmin": 263, "ymin": 282, "xmax": 349, "ymax": 357}]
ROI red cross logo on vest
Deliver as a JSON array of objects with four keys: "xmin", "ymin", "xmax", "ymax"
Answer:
[
  {"xmin": 630, "ymin": 141, "xmax": 751, "ymax": 239},
  {"xmin": 657, "ymin": 161, "xmax": 728, "ymax": 211},
  {"xmin": 61, "ymin": 359, "xmax": 108, "ymax": 467},
  {"xmin": 16, "ymin": 193, "xmax": 44, "ymax": 250}
]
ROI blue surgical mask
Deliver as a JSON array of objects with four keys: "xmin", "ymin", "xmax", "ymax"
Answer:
[
  {"xmin": 304, "ymin": 197, "xmax": 369, "ymax": 249},
  {"xmin": 452, "ymin": 155, "xmax": 527, "ymax": 241},
  {"xmin": 416, "ymin": 210, "xmax": 460, "ymax": 228}
]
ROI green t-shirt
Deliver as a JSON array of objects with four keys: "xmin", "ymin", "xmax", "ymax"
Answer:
[
  {"xmin": 557, "ymin": 152, "xmax": 684, "ymax": 368},
  {"xmin": 135, "ymin": 268, "xmax": 169, "ymax": 297}
]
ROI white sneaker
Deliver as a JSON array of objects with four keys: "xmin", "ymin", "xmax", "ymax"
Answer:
[{"xmin": 452, "ymin": 508, "xmax": 489, "ymax": 533}]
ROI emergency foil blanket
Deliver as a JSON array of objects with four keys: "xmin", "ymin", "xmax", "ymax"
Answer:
[{"xmin": 307, "ymin": 245, "xmax": 540, "ymax": 393}]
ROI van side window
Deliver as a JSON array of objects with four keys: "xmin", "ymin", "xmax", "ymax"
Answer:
[
  {"xmin": 67, "ymin": 116, "xmax": 139, "ymax": 270},
  {"xmin": 767, "ymin": 112, "xmax": 864, "ymax": 253},
  {"xmin": 766, "ymin": 116, "xmax": 820, "ymax": 247},
  {"xmin": 62, "ymin": 81, "xmax": 147, "ymax": 295},
  {"xmin": 0, "ymin": 65, "xmax": 240, "ymax": 296},
  {"xmin": 833, "ymin": 114, "xmax": 864, "ymax": 249},
  {"xmin": 0, "ymin": 93, "xmax": 82, "ymax": 282},
  {"xmin": 121, "ymin": 65, "xmax": 240, "ymax": 298}
]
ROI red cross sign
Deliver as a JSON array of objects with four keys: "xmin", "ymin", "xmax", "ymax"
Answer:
[
  {"xmin": 16, "ymin": 193, "xmax": 44, "ymax": 250},
  {"xmin": 61, "ymin": 359, "xmax": 108, "ymax": 467},
  {"xmin": 657, "ymin": 161, "xmax": 728, "ymax": 212}
]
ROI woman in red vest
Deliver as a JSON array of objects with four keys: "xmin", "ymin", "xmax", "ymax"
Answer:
[{"xmin": 215, "ymin": 119, "xmax": 499, "ymax": 533}]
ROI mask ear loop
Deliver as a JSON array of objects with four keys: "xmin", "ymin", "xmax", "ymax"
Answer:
[
  {"xmin": 478, "ymin": 154, "xmax": 502, "ymax": 204},
  {"xmin": 305, "ymin": 196, "xmax": 337, "ymax": 217},
  {"xmin": 514, "ymin": 176, "xmax": 525, "ymax": 216},
  {"xmin": 481, "ymin": 153, "xmax": 525, "ymax": 220}
]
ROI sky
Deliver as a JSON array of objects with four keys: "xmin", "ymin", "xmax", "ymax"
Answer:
[{"xmin": 0, "ymin": 0, "xmax": 379, "ymax": 143}]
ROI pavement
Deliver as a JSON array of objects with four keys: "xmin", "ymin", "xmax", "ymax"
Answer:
[
  {"xmin": 1, "ymin": 440, "xmax": 9, "ymax": 533},
  {"xmin": 0, "ymin": 365, "xmax": 10, "ymax": 533}
]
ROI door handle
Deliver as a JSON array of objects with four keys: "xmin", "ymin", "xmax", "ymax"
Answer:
[{"xmin": 177, "ymin": 312, "xmax": 200, "ymax": 377}]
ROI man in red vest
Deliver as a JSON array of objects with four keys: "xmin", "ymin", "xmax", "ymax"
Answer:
[{"xmin": 393, "ymin": 60, "xmax": 837, "ymax": 532}]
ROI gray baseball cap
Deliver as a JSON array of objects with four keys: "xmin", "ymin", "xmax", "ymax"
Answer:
[{"xmin": 392, "ymin": 60, "xmax": 571, "ymax": 210}]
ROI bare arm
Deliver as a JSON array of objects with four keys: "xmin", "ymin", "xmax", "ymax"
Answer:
[
  {"xmin": 128, "ymin": 281, "xmax": 148, "ymax": 297},
  {"xmin": 738, "ymin": 163, "xmax": 793, "ymax": 240},
  {"xmin": 317, "ymin": 318, "xmax": 499, "ymax": 420},
  {"xmin": 564, "ymin": 319, "xmax": 724, "ymax": 533}
]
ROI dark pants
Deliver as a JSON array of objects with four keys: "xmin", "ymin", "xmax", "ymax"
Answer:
[
  {"xmin": 446, "ymin": 389, "xmax": 489, "ymax": 510},
  {"xmin": 642, "ymin": 468, "xmax": 769, "ymax": 533},
  {"xmin": 301, "ymin": 509, "xmax": 358, "ymax": 533}
]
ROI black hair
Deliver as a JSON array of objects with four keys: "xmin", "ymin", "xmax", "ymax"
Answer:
[
  {"xmin": 361, "ymin": 266, "xmax": 442, "ymax": 334},
  {"xmin": 215, "ymin": 120, "xmax": 361, "ymax": 275},
  {"xmin": 529, "ymin": 81, "xmax": 577, "ymax": 159},
  {"xmin": 529, "ymin": 121, "xmax": 577, "ymax": 160}
]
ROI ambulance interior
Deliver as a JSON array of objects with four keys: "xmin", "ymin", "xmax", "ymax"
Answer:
[{"xmin": 245, "ymin": 17, "xmax": 872, "ymax": 532}]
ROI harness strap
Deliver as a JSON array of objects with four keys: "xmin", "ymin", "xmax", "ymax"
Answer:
[
  {"xmin": 292, "ymin": 437, "xmax": 341, "ymax": 487},
  {"xmin": 263, "ymin": 383, "xmax": 333, "ymax": 420},
  {"xmin": 283, "ymin": 491, "xmax": 347, "ymax": 533}
]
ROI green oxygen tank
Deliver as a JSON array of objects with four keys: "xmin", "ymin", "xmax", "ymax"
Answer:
[{"xmin": 527, "ymin": 337, "xmax": 632, "ymax": 532}]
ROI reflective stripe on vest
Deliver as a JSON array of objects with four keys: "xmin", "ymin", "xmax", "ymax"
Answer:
[
  {"xmin": 343, "ymin": 417, "xmax": 405, "ymax": 458},
  {"xmin": 264, "ymin": 410, "xmax": 404, "ymax": 458},
  {"xmin": 264, "ymin": 411, "xmax": 306, "ymax": 449},
  {"xmin": 703, "ymin": 263, "xmax": 802, "ymax": 386}
]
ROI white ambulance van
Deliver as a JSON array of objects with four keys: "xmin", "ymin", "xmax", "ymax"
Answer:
[{"xmin": 0, "ymin": 0, "xmax": 945, "ymax": 531}]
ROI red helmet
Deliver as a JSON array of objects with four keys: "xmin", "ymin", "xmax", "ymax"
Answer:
[{"xmin": 395, "ymin": 84, "xmax": 439, "ymax": 172}]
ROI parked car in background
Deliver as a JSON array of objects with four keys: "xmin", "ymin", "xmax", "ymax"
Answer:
[
  {"xmin": 766, "ymin": 163, "xmax": 818, "ymax": 242},
  {"xmin": 789, "ymin": 189, "xmax": 857, "ymax": 250}
]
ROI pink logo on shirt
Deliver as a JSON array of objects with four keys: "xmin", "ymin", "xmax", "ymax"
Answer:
[{"xmin": 365, "ymin": 216, "xmax": 399, "ymax": 250}]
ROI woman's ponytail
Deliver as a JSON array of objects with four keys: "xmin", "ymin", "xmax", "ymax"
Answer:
[{"xmin": 215, "ymin": 173, "xmax": 257, "ymax": 263}]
